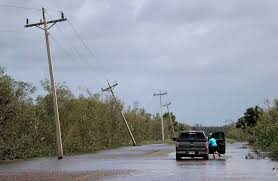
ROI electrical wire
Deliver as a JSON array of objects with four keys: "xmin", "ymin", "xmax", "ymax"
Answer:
[
  {"xmin": 67, "ymin": 19, "xmax": 96, "ymax": 58},
  {"xmin": 49, "ymin": 33, "xmax": 104, "ymax": 95},
  {"xmin": 47, "ymin": 24, "xmax": 105, "ymax": 94},
  {"xmin": 0, "ymin": 30, "xmax": 25, "ymax": 33},
  {"xmin": 45, "ymin": 12, "xmax": 94, "ymax": 68},
  {"xmin": 0, "ymin": 4, "xmax": 40, "ymax": 11},
  {"xmin": 50, "ymin": 33, "xmax": 104, "ymax": 95},
  {"xmin": 0, "ymin": 4, "xmax": 60, "ymax": 12},
  {"xmin": 49, "ymin": 34, "xmax": 77, "ymax": 63}
]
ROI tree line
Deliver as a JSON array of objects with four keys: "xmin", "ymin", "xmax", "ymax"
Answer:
[
  {"xmin": 0, "ymin": 66, "xmax": 189, "ymax": 160},
  {"xmin": 211, "ymin": 103, "xmax": 277, "ymax": 160}
]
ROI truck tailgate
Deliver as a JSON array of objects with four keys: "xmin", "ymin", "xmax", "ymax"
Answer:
[{"xmin": 177, "ymin": 139, "xmax": 207, "ymax": 151}]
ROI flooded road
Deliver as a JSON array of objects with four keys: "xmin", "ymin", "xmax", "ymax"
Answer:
[{"xmin": 0, "ymin": 143, "xmax": 277, "ymax": 180}]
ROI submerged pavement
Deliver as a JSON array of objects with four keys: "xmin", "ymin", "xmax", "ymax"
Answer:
[{"xmin": 0, "ymin": 143, "xmax": 277, "ymax": 180}]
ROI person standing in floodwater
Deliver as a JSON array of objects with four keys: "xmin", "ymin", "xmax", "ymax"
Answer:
[{"xmin": 209, "ymin": 135, "xmax": 221, "ymax": 159}]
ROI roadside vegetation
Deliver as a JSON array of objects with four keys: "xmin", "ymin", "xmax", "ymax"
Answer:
[
  {"xmin": 0, "ymin": 66, "xmax": 189, "ymax": 160},
  {"xmin": 228, "ymin": 103, "xmax": 278, "ymax": 160}
]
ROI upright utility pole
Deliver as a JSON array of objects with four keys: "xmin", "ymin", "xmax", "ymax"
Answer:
[
  {"xmin": 102, "ymin": 81, "xmax": 136, "ymax": 146},
  {"xmin": 153, "ymin": 90, "xmax": 167, "ymax": 141},
  {"xmin": 25, "ymin": 8, "xmax": 67, "ymax": 159},
  {"xmin": 163, "ymin": 102, "xmax": 176, "ymax": 138}
]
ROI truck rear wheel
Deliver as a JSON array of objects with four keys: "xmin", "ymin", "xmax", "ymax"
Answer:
[
  {"xmin": 203, "ymin": 155, "xmax": 209, "ymax": 160},
  {"xmin": 176, "ymin": 154, "xmax": 182, "ymax": 160}
]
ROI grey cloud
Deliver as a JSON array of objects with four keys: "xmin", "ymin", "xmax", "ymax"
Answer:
[{"xmin": 136, "ymin": 0, "xmax": 278, "ymax": 24}]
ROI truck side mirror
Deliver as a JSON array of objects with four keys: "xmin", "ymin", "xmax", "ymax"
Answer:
[{"xmin": 172, "ymin": 137, "xmax": 177, "ymax": 141}]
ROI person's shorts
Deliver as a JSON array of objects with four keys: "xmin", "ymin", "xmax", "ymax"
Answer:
[{"xmin": 210, "ymin": 146, "xmax": 218, "ymax": 153}]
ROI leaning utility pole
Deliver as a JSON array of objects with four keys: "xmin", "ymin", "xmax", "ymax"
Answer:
[
  {"xmin": 153, "ymin": 90, "xmax": 167, "ymax": 141},
  {"xmin": 25, "ymin": 8, "xmax": 67, "ymax": 159},
  {"xmin": 163, "ymin": 102, "xmax": 176, "ymax": 138},
  {"xmin": 102, "ymin": 81, "xmax": 136, "ymax": 146}
]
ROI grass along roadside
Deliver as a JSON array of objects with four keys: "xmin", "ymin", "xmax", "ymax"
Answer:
[
  {"xmin": 225, "ymin": 138, "xmax": 237, "ymax": 144},
  {"xmin": 138, "ymin": 140, "xmax": 175, "ymax": 146}
]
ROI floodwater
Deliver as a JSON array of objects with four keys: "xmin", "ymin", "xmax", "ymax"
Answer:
[{"xmin": 0, "ymin": 143, "xmax": 277, "ymax": 180}]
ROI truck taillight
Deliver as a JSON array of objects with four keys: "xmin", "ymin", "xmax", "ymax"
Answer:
[
  {"xmin": 205, "ymin": 142, "xmax": 208, "ymax": 149},
  {"xmin": 176, "ymin": 142, "xmax": 180, "ymax": 148}
]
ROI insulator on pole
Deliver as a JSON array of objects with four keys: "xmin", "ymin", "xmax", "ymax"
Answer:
[{"xmin": 61, "ymin": 12, "xmax": 64, "ymax": 19}]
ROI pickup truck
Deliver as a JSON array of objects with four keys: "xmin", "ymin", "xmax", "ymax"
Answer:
[{"xmin": 174, "ymin": 131, "xmax": 209, "ymax": 160}]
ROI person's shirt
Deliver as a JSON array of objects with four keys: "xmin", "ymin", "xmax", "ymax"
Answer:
[{"xmin": 209, "ymin": 138, "xmax": 217, "ymax": 147}]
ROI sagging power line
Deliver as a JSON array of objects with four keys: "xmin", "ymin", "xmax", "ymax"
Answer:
[
  {"xmin": 153, "ymin": 90, "xmax": 167, "ymax": 141},
  {"xmin": 25, "ymin": 7, "xmax": 67, "ymax": 160},
  {"xmin": 102, "ymin": 81, "xmax": 136, "ymax": 146}
]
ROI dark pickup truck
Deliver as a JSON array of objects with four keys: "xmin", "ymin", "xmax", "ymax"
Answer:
[{"xmin": 174, "ymin": 131, "xmax": 209, "ymax": 160}]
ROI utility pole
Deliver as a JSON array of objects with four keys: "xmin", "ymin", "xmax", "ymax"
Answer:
[
  {"xmin": 163, "ymin": 102, "xmax": 176, "ymax": 138},
  {"xmin": 25, "ymin": 8, "xmax": 67, "ymax": 159},
  {"xmin": 102, "ymin": 81, "xmax": 136, "ymax": 146},
  {"xmin": 153, "ymin": 90, "xmax": 167, "ymax": 141}
]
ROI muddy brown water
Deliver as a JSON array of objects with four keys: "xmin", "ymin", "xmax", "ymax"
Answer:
[{"xmin": 0, "ymin": 143, "xmax": 277, "ymax": 180}]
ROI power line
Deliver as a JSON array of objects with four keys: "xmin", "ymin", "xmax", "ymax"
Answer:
[
  {"xmin": 50, "ymin": 33, "xmax": 104, "ymax": 95},
  {"xmin": 48, "ymin": 32, "xmax": 104, "ymax": 97},
  {"xmin": 65, "ymin": 17, "xmax": 112, "ymax": 79},
  {"xmin": 67, "ymin": 19, "xmax": 96, "ymax": 58},
  {"xmin": 0, "ymin": 29, "xmax": 26, "ymax": 33},
  {"xmin": 0, "ymin": 4, "xmax": 60, "ymax": 12},
  {"xmin": 48, "ymin": 22, "xmax": 104, "ymax": 94},
  {"xmin": 45, "ymin": 12, "xmax": 93, "ymax": 68},
  {"xmin": 49, "ymin": 34, "xmax": 77, "ymax": 63},
  {"xmin": 0, "ymin": 4, "xmax": 41, "ymax": 11}
]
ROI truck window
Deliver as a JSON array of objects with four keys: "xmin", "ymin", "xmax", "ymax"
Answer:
[{"xmin": 179, "ymin": 132, "xmax": 205, "ymax": 139}]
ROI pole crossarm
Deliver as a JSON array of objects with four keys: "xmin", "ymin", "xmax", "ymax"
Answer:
[
  {"xmin": 24, "ymin": 18, "xmax": 67, "ymax": 28},
  {"xmin": 153, "ymin": 91, "xmax": 167, "ymax": 96},
  {"xmin": 102, "ymin": 82, "xmax": 118, "ymax": 92},
  {"xmin": 163, "ymin": 102, "xmax": 171, "ymax": 107},
  {"xmin": 25, "ymin": 8, "xmax": 66, "ymax": 31}
]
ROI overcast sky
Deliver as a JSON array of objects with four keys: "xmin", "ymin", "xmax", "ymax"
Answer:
[{"xmin": 1, "ymin": 0, "xmax": 278, "ymax": 126}]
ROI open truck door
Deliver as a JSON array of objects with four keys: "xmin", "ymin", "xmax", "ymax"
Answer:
[{"xmin": 209, "ymin": 132, "xmax": 225, "ymax": 154}]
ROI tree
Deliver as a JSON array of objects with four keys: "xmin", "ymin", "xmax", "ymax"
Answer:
[
  {"xmin": 236, "ymin": 106, "xmax": 263, "ymax": 129},
  {"xmin": 0, "ymin": 66, "xmax": 37, "ymax": 159}
]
